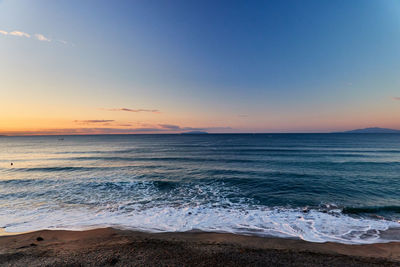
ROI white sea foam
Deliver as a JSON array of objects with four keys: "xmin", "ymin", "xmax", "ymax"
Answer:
[
  {"xmin": 2, "ymin": 204, "xmax": 399, "ymax": 244},
  {"xmin": 1, "ymin": 180, "xmax": 399, "ymax": 244}
]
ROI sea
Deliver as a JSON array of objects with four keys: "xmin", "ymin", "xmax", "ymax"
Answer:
[{"xmin": 1, "ymin": 134, "xmax": 400, "ymax": 244}]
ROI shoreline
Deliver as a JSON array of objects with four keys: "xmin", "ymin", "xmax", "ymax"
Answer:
[{"xmin": 1, "ymin": 228, "xmax": 399, "ymax": 266}]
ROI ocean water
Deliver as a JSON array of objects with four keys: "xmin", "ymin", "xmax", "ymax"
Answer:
[{"xmin": 1, "ymin": 134, "xmax": 400, "ymax": 244}]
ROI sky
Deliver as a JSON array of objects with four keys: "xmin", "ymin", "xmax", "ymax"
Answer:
[{"xmin": 0, "ymin": 0, "xmax": 400, "ymax": 135}]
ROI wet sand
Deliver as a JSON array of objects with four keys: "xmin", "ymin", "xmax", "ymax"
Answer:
[{"xmin": 0, "ymin": 228, "xmax": 399, "ymax": 266}]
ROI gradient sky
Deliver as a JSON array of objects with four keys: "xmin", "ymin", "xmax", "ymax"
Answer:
[{"xmin": 1, "ymin": 0, "xmax": 400, "ymax": 135}]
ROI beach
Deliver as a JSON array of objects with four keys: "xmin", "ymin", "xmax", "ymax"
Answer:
[{"xmin": 1, "ymin": 228, "xmax": 399, "ymax": 266}]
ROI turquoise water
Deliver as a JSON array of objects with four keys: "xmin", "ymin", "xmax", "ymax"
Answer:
[{"xmin": 1, "ymin": 134, "xmax": 400, "ymax": 243}]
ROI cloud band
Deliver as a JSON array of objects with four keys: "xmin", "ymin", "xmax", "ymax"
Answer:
[{"xmin": 105, "ymin": 108, "xmax": 160, "ymax": 113}]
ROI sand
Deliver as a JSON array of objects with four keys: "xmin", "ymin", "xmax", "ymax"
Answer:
[{"xmin": 0, "ymin": 228, "xmax": 399, "ymax": 266}]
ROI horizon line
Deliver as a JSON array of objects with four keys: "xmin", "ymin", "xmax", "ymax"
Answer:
[{"xmin": 2, "ymin": 132, "xmax": 400, "ymax": 137}]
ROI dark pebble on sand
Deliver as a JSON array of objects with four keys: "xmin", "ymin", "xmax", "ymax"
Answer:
[
  {"xmin": 30, "ymin": 243, "xmax": 37, "ymax": 247},
  {"xmin": 36, "ymin": 237, "xmax": 44, "ymax": 241}
]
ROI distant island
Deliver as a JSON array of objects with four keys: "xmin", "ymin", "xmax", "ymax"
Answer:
[
  {"xmin": 340, "ymin": 127, "xmax": 400, "ymax": 133},
  {"xmin": 181, "ymin": 131, "xmax": 209, "ymax": 135}
]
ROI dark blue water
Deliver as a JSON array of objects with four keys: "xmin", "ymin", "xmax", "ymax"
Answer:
[{"xmin": 1, "ymin": 134, "xmax": 400, "ymax": 243}]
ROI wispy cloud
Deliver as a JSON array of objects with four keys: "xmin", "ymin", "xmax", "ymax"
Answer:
[
  {"xmin": 159, "ymin": 124, "xmax": 232, "ymax": 132},
  {"xmin": 0, "ymin": 29, "xmax": 70, "ymax": 45},
  {"xmin": 0, "ymin": 125, "xmax": 232, "ymax": 136},
  {"xmin": 0, "ymin": 127, "xmax": 175, "ymax": 136},
  {"xmin": 9, "ymin": 30, "xmax": 30, "ymax": 38},
  {"xmin": 159, "ymin": 124, "xmax": 182, "ymax": 130},
  {"xmin": 393, "ymin": 97, "xmax": 400, "ymax": 101},
  {"xmin": 0, "ymin": 30, "xmax": 31, "ymax": 38},
  {"xmin": 74, "ymin": 120, "xmax": 115, "ymax": 125},
  {"xmin": 158, "ymin": 124, "xmax": 203, "ymax": 131},
  {"xmin": 34, "ymin": 33, "xmax": 51, "ymax": 42},
  {"xmin": 105, "ymin": 108, "xmax": 160, "ymax": 113}
]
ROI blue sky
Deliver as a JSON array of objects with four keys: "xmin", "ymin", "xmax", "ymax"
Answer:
[{"xmin": 1, "ymin": 0, "xmax": 400, "ymax": 134}]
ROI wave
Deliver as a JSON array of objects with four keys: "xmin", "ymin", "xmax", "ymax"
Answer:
[
  {"xmin": 2, "ymin": 203, "xmax": 399, "ymax": 244},
  {"xmin": 1, "ymin": 177, "xmax": 400, "ymax": 244},
  {"xmin": 66, "ymin": 156, "xmax": 260, "ymax": 163},
  {"xmin": 49, "ymin": 147, "xmax": 400, "ymax": 155},
  {"xmin": 8, "ymin": 156, "xmax": 398, "ymax": 167},
  {"xmin": 11, "ymin": 166, "xmax": 111, "ymax": 172},
  {"xmin": 209, "ymin": 148, "xmax": 400, "ymax": 154},
  {"xmin": 343, "ymin": 206, "xmax": 400, "ymax": 215}
]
